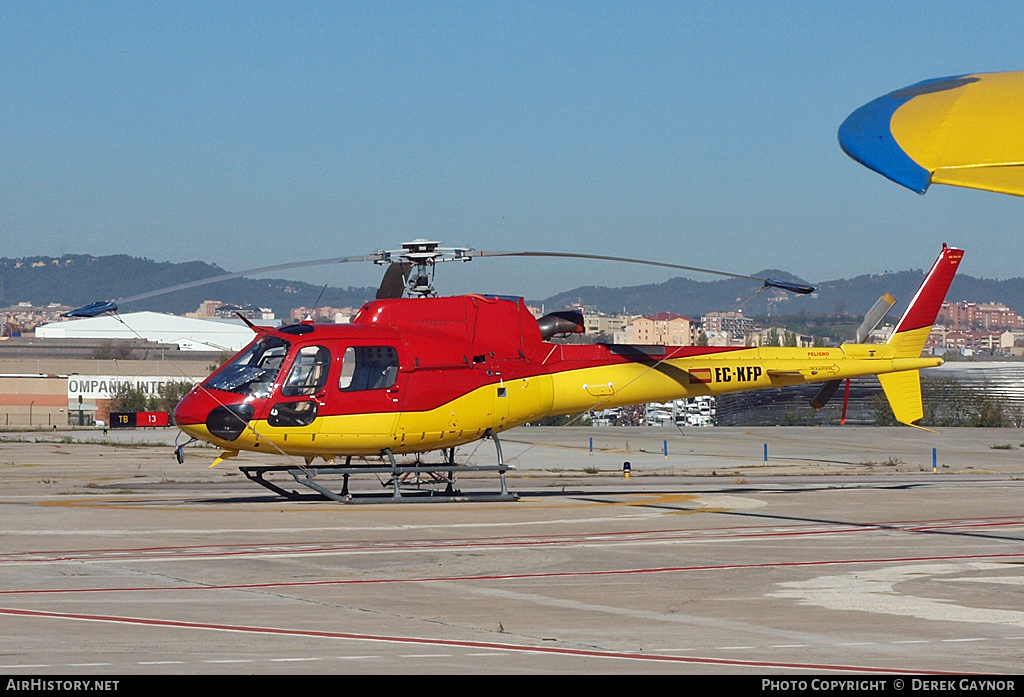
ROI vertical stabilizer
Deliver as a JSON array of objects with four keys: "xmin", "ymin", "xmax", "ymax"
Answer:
[
  {"xmin": 886, "ymin": 245, "xmax": 964, "ymax": 358},
  {"xmin": 878, "ymin": 245, "xmax": 963, "ymax": 427},
  {"xmin": 877, "ymin": 370, "xmax": 925, "ymax": 426}
]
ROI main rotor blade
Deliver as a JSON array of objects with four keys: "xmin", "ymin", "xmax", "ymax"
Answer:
[
  {"xmin": 473, "ymin": 250, "xmax": 815, "ymax": 294},
  {"xmin": 117, "ymin": 255, "xmax": 376, "ymax": 305},
  {"xmin": 63, "ymin": 244, "xmax": 815, "ymax": 319},
  {"xmin": 65, "ymin": 254, "xmax": 376, "ymax": 316}
]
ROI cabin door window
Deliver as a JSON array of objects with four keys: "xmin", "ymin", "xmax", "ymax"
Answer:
[{"xmin": 338, "ymin": 346, "xmax": 399, "ymax": 392}]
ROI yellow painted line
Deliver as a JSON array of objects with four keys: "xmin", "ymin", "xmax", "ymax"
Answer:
[{"xmin": 37, "ymin": 491, "xmax": 705, "ymax": 512}]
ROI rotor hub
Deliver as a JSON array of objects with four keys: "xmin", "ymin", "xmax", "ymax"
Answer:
[{"xmin": 373, "ymin": 239, "xmax": 473, "ymax": 297}]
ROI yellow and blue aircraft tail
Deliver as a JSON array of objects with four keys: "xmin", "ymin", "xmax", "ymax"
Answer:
[
  {"xmin": 877, "ymin": 245, "xmax": 964, "ymax": 425},
  {"xmin": 839, "ymin": 71, "xmax": 1024, "ymax": 197}
]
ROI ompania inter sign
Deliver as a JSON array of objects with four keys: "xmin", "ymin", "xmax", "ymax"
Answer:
[{"xmin": 66, "ymin": 376, "xmax": 200, "ymax": 400}]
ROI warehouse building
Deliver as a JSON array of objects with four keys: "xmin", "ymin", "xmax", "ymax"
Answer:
[{"xmin": 34, "ymin": 311, "xmax": 267, "ymax": 352}]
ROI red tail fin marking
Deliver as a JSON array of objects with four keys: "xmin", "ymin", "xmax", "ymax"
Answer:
[{"xmin": 890, "ymin": 243, "xmax": 964, "ymax": 334}]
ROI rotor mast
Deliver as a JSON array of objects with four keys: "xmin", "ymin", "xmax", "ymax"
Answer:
[{"xmin": 373, "ymin": 239, "xmax": 472, "ymax": 297}]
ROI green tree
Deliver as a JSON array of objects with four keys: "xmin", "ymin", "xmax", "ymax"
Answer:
[
  {"xmin": 109, "ymin": 383, "xmax": 150, "ymax": 413},
  {"xmin": 207, "ymin": 352, "xmax": 233, "ymax": 373},
  {"xmin": 109, "ymin": 380, "xmax": 195, "ymax": 413},
  {"xmin": 914, "ymin": 376, "xmax": 1015, "ymax": 427},
  {"xmin": 1008, "ymin": 405, "xmax": 1024, "ymax": 429},
  {"xmin": 153, "ymin": 380, "xmax": 195, "ymax": 412},
  {"xmin": 870, "ymin": 392, "xmax": 898, "ymax": 426},
  {"xmin": 974, "ymin": 394, "xmax": 1009, "ymax": 427}
]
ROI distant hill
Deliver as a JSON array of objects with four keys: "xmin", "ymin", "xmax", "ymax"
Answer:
[
  {"xmin": 2, "ymin": 253, "xmax": 1023, "ymax": 322},
  {"xmin": 0, "ymin": 255, "xmax": 377, "ymax": 318}
]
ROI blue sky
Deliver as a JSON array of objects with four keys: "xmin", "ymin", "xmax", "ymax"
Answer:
[{"xmin": 2, "ymin": 2, "xmax": 1021, "ymax": 299}]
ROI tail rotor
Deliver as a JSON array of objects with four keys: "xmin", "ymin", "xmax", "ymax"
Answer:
[{"xmin": 810, "ymin": 293, "xmax": 897, "ymax": 420}]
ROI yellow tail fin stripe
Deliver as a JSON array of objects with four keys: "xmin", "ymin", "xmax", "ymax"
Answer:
[{"xmin": 886, "ymin": 325, "xmax": 933, "ymax": 359}]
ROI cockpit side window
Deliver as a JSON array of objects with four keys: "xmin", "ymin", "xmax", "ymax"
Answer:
[
  {"xmin": 338, "ymin": 346, "xmax": 399, "ymax": 392},
  {"xmin": 281, "ymin": 345, "xmax": 331, "ymax": 396}
]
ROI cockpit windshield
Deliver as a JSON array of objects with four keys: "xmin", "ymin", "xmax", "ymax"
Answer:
[{"xmin": 204, "ymin": 335, "xmax": 290, "ymax": 398}]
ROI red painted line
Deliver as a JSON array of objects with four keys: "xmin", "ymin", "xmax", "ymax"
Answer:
[
  {"xmin": 0, "ymin": 530, "xmax": 701, "ymax": 562},
  {"xmin": 5, "ymin": 516, "xmax": 1022, "ymax": 564},
  {"xmin": 3, "ymin": 551, "xmax": 1021, "ymax": 596},
  {"xmin": 0, "ymin": 526, "xmax": 742, "ymax": 560},
  {"xmin": 0, "ymin": 528, "xmax": 913, "ymax": 565},
  {"xmin": 904, "ymin": 520, "xmax": 1024, "ymax": 532},
  {"xmin": 0, "ymin": 606, "xmax": 961, "ymax": 674}
]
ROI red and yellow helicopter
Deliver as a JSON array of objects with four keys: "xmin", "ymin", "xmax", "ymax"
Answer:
[
  {"xmin": 64, "ymin": 239, "xmax": 964, "ymax": 501},
  {"xmin": 63, "ymin": 70, "xmax": 1014, "ymax": 502}
]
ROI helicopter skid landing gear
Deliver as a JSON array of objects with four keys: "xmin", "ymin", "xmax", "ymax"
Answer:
[{"xmin": 238, "ymin": 434, "xmax": 517, "ymax": 503}]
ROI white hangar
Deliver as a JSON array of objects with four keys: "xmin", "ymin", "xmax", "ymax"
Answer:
[{"xmin": 35, "ymin": 311, "xmax": 267, "ymax": 352}]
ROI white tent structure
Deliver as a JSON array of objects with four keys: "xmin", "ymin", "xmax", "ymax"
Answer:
[{"xmin": 36, "ymin": 312, "xmax": 263, "ymax": 352}]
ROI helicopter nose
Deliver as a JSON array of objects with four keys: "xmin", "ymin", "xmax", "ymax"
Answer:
[
  {"xmin": 173, "ymin": 388, "xmax": 254, "ymax": 443},
  {"xmin": 172, "ymin": 387, "xmax": 214, "ymax": 427}
]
